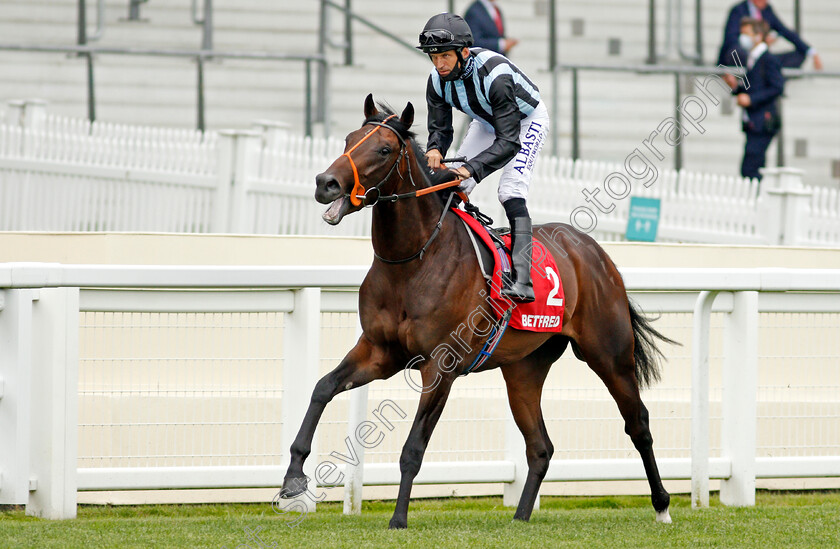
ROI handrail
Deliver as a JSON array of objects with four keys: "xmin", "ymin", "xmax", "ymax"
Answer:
[
  {"xmin": 322, "ymin": 0, "xmax": 424, "ymax": 57},
  {"xmin": 3, "ymin": 263, "xmax": 840, "ymax": 291},
  {"xmin": 676, "ymin": 0, "xmax": 703, "ymax": 65},
  {"xmin": 0, "ymin": 43, "xmax": 328, "ymax": 136},
  {"xmin": 549, "ymin": 62, "xmax": 840, "ymax": 167},
  {"xmin": 89, "ymin": 0, "xmax": 106, "ymax": 42},
  {"xmin": 0, "ymin": 43, "xmax": 324, "ymax": 62},
  {"xmin": 191, "ymin": 0, "xmax": 205, "ymax": 24},
  {"xmin": 191, "ymin": 0, "xmax": 213, "ymax": 50},
  {"xmin": 127, "ymin": 0, "xmax": 149, "ymax": 21},
  {"xmin": 553, "ymin": 62, "xmax": 840, "ymax": 78}
]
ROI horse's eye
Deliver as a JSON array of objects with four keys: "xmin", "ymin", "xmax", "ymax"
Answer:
[{"xmin": 379, "ymin": 147, "xmax": 392, "ymax": 156}]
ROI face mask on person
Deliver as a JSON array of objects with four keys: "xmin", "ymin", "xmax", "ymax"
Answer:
[{"xmin": 739, "ymin": 33, "xmax": 756, "ymax": 51}]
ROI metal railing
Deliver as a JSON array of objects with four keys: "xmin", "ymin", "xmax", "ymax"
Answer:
[
  {"xmin": 550, "ymin": 62, "xmax": 840, "ymax": 170},
  {"xmin": 319, "ymin": 0, "xmax": 428, "ymax": 67},
  {"xmin": 0, "ymin": 43, "xmax": 327, "ymax": 136},
  {"xmin": 643, "ymin": 0, "xmax": 704, "ymax": 66},
  {"xmin": 2, "ymin": 263, "xmax": 840, "ymax": 518}
]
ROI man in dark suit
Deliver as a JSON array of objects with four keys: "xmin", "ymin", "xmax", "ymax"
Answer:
[
  {"xmin": 717, "ymin": 0, "xmax": 822, "ymax": 69},
  {"xmin": 463, "ymin": 0, "xmax": 518, "ymax": 55},
  {"xmin": 729, "ymin": 18, "xmax": 785, "ymax": 181}
]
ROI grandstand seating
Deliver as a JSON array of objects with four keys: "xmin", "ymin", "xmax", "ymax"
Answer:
[{"xmin": 1, "ymin": 0, "xmax": 837, "ymax": 186}]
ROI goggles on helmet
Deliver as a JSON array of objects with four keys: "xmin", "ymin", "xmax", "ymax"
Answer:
[{"xmin": 419, "ymin": 29, "xmax": 457, "ymax": 48}]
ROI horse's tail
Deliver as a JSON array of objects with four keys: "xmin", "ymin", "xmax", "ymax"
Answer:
[{"xmin": 628, "ymin": 301, "xmax": 679, "ymax": 389}]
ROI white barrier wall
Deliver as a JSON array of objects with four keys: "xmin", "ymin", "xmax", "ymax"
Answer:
[
  {"xmin": 2, "ymin": 103, "xmax": 839, "ymax": 246},
  {"xmin": 1, "ymin": 238, "xmax": 840, "ymax": 518}
]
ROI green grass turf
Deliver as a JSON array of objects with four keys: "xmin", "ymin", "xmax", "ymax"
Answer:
[{"xmin": 2, "ymin": 492, "xmax": 839, "ymax": 548}]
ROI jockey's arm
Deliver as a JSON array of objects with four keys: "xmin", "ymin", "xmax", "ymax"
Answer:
[
  {"xmin": 462, "ymin": 75, "xmax": 521, "ymax": 183},
  {"xmin": 426, "ymin": 75, "xmax": 454, "ymax": 160}
]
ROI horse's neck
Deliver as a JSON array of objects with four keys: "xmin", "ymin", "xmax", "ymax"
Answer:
[{"xmin": 370, "ymin": 154, "xmax": 446, "ymax": 264}]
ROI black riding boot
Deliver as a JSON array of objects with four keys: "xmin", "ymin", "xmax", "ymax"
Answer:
[{"xmin": 502, "ymin": 216, "xmax": 535, "ymax": 303}]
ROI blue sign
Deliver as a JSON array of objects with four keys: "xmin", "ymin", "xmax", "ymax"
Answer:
[{"xmin": 626, "ymin": 197, "xmax": 661, "ymax": 242}]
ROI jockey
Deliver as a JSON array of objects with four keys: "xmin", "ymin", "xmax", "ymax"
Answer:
[{"xmin": 418, "ymin": 12, "xmax": 550, "ymax": 303}]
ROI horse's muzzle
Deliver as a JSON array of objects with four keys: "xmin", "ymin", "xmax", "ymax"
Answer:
[{"xmin": 315, "ymin": 172, "xmax": 342, "ymax": 204}]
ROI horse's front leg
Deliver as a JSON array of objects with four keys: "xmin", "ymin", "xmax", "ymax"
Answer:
[
  {"xmin": 389, "ymin": 366, "xmax": 456, "ymax": 529},
  {"xmin": 281, "ymin": 335, "xmax": 396, "ymax": 497}
]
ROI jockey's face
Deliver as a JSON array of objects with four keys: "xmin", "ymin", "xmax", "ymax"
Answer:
[{"xmin": 429, "ymin": 47, "xmax": 470, "ymax": 78}]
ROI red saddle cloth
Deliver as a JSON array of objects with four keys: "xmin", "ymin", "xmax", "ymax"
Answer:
[{"xmin": 452, "ymin": 208, "xmax": 565, "ymax": 333}]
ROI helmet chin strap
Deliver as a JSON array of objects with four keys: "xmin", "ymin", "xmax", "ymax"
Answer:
[{"xmin": 439, "ymin": 49, "xmax": 465, "ymax": 82}]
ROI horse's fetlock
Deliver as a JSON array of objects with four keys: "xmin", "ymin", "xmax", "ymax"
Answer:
[
  {"xmin": 289, "ymin": 443, "xmax": 311, "ymax": 461},
  {"xmin": 653, "ymin": 492, "xmax": 671, "ymax": 513}
]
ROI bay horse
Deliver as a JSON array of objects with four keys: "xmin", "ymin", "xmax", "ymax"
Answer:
[{"xmin": 281, "ymin": 94, "xmax": 675, "ymax": 528}]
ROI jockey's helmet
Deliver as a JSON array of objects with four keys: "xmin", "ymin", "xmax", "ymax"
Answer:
[{"xmin": 417, "ymin": 13, "xmax": 474, "ymax": 54}]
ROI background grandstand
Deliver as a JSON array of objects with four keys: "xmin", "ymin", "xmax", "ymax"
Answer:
[{"xmin": 1, "ymin": 0, "xmax": 838, "ymax": 187}]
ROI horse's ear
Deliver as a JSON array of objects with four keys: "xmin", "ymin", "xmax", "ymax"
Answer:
[
  {"xmin": 400, "ymin": 102, "xmax": 415, "ymax": 129},
  {"xmin": 364, "ymin": 94, "xmax": 378, "ymax": 119}
]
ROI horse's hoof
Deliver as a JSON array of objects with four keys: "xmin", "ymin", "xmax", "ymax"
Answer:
[
  {"xmin": 279, "ymin": 476, "xmax": 308, "ymax": 499},
  {"xmin": 388, "ymin": 517, "xmax": 408, "ymax": 529},
  {"xmin": 655, "ymin": 507, "xmax": 672, "ymax": 524}
]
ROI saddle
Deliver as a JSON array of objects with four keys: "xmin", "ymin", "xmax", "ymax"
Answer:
[{"xmin": 451, "ymin": 204, "xmax": 566, "ymax": 333}]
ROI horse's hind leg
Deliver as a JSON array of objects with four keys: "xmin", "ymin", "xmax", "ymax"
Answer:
[
  {"xmin": 282, "ymin": 335, "xmax": 396, "ymax": 497},
  {"xmin": 581, "ymin": 343, "xmax": 672, "ymax": 523},
  {"xmin": 500, "ymin": 350, "xmax": 558, "ymax": 521}
]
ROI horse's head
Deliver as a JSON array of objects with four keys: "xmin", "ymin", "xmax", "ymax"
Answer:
[{"xmin": 316, "ymin": 94, "xmax": 415, "ymax": 225}]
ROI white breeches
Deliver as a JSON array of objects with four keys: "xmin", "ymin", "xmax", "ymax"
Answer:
[{"xmin": 454, "ymin": 100, "xmax": 550, "ymax": 203}]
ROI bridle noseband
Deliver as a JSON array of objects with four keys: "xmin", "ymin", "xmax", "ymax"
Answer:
[
  {"xmin": 341, "ymin": 114, "xmax": 416, "ymax": 207},
  {"xmin": 338, "ymin": 114, "xmax": 464, "ymax": 264}
]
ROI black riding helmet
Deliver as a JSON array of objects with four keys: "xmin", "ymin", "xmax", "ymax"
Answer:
[{"xmin": 417, "ymin": 13, "xmax": 474, "ymax": 81}]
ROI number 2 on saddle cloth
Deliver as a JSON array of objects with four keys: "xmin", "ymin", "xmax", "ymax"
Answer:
[{"xmin": 451, "ymin": 208, "xmax": 566, "ymax": 375}]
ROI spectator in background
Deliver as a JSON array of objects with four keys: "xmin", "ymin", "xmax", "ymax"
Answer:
[
  {"xmin": 728, "ymin": 18, "xmax": 784, "ymax": 181},
  {"xmin": 463, "ymin": 0, "xmax": 519, "ymax": 55},
  {"xmin": 717, "ymin": 0, "xmax": 823, "ymax": 70}
]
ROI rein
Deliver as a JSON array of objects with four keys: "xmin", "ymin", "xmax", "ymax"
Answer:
[
  {"xmin": 342, "ymin": 116, "xmax": 464, "ymax": 208},
  {"xmin": 374, "ymin": 192, "xmax": 456, "ymax": 264},
  {"xmin": 341, "ymin": 116, "xmax": 466, "ymax": 265}
]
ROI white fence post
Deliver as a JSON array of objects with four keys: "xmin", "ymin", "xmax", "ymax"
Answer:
[
  {"xmin": 252, "ymin": 120, "xmax": 291, "ymax": 152},
  {"xmin": 5, "ymin": 99, "xmax": 25, "ymax": 126},
  {"xmin": 281, "ymin": 288, "xmax": 321, "ymax": 512},
  {"xmin": 22, "ymin": 100, "xmax": 48, "ymax": 132},
  {"xmin": 228, "ymin": 131, "xmax": 262, "ymax": 234},
  {"xmin": 212, "ymin": 132, "xmax": 235, "ymax": 233},
  {"xmin": 759, "ymin": 167, "xmax": 812, "ymax": 245},
  {"xmin": 691, "ymin": 290, "xmax": 718, "ymax": 509},
  {"xmin": 720, "ymin": 290, "xmax": 758, "ymax": 506},
  {"xmin": 343, "ymin": 317, "xmax": 367, "ymax": 515},
  {"xmin": 0, "ymin": 290, "xmax": 37, "ymax": 507},
  {"xmin": 504, "ymin": 403, "xmax": 533, "ymax": 509},
  {"xmin": 26, "ymin": 287, "xmax": 80, "ymax": 519},
  {"xmin": 777, "ymin": 169, "xmax": 811, "ymax": 246},
  {"xmin": 212, "ymin": 130, "xmax": 261, "ymax": 234}
]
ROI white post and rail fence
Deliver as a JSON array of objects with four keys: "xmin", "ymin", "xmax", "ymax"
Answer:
[
  {"xmin": 1, "ymin": 263, "xmax": 839, "ymax": 518},
  {"xmin": 2, "ymin": 99, "xmax": 838, "ymax": 245}
]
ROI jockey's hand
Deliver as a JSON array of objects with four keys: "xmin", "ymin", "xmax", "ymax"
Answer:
[
  {"xmin": 451, "ymin": 166, "xmax": 471, "ymax": 180},
  {"xmin": 426, "ymin": 149, "xmax": 443, "ymax": 170}
]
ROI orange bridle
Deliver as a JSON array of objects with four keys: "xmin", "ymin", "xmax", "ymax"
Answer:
[
  {"xmin": 341, "ymin": 114, "xmax": 399, "ymax": 206},
  {"xmin": 340, "ymin": 115, "xmax": 467, "ymax": 207}
]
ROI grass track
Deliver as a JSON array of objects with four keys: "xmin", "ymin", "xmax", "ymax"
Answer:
[{"xmin": 2, "ymin": 492, "xmax": 840, "ymax": 548}]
